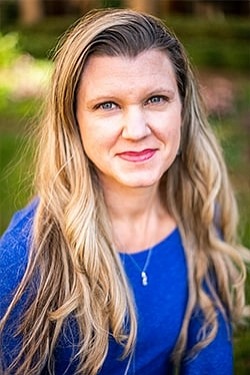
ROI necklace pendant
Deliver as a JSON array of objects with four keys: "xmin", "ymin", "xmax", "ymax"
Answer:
[{"xmin": 141, "ymin": 271, "xmax": 148, "ymax": 286}]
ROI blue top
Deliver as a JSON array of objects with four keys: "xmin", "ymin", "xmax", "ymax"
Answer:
[{"xmin": 0, "ymin": 200, "xmax": 233, "ymax": 375}]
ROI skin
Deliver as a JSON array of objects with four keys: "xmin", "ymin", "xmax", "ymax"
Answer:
[{"xmin": 76, "ymin": 50, "xmax": 182, "ymax": 251}]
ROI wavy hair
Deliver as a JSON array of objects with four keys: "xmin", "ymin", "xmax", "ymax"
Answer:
[{"xmin": 0, "ymin": 8, "xmax": 249, "ymax": 375}]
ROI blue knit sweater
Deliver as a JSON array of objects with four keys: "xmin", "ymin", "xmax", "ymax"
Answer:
[{"xmin": 0, "ymin": 200, "xmax": 233, "ymax": 374}]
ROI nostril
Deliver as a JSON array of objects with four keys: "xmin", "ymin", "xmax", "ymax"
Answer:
[
  {"xmin": 121, "ymin": 110, "xmax": 151, "ymax": 140},
  {"xmin": 121, "ymin": 124, "xmax": 151, "ymax": 140}
]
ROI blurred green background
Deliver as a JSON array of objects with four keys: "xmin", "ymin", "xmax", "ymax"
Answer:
[{"xmin": 0, "ymin": 0, "xmax": 249, "ymax": 373}]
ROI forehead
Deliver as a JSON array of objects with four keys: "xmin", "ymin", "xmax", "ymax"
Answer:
[{"xmin": 79, "ymin": 49, "xmax": 178, "ymax": 96}]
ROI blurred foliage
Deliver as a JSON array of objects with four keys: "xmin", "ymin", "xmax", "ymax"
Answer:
[
  {"xmin": 0, "ymin": 0, "xmax": 19, "ymax": 27},
  {"xmin": 165, "ymin": 16, "xmax": 250, "ymax": 71},
  {"xmin": 101, "ymin": 0, "xmax": 122, "ymax": 7},
  {"xmin": 0, "ymin": 32, "xmax": 51, "ymax": 117},
  {"xmin": 0, "ymin": 132, "xmax": 33, "ymax": 228},
  {"xmin": 234, "ymin": 328, "xmax": 250, "ymax": 375},
  {"xmin": 0, "ymin": 32, "xmax": 20, "ymax": 68},
  {"xmin": 2, "ymin": 16, "xmax": 78, "ymax": 59},
  {"xmin": 0, "ymin": 31, "xmax": 49, "ymax": 225},
  {"xmin": 1, "ymin": 15, "xmax": 250, "ymax": 71}
]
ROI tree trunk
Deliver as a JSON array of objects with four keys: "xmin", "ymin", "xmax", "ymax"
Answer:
[{"xmin": 18, "ymin": 0, "xmax": 44, "ymax": 25}]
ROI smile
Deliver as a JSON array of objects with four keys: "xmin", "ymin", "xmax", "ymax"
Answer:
[{"xmin": 117, "ymin": 149, "xmax": 157, "ymax": 162}]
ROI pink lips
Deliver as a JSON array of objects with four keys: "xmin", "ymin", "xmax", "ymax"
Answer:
[{"xmin": 117, "ymin": 149, "xmax": 156, "ymax": 162}]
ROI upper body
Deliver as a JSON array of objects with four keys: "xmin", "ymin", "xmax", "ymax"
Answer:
[
  {"xmin": 0, "ymin": 201, "xmax": 233, "ymax": 374},
  {"xmin": 0, "ymin": 8, "xmax": 248, "ymax": 375}
]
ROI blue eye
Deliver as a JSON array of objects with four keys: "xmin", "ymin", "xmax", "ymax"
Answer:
[
  {"xmin": 97, "ymin": 102, "xmax": 117, "ymax": 110},
  {"xmin": 147, "ymin": 96, "xmax": 167, "ymax": 105}
]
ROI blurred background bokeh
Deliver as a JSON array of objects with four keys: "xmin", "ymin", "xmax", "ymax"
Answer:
[{"xmin": 0, "ymin": 0, "xmax": 249, "ymax": 372}]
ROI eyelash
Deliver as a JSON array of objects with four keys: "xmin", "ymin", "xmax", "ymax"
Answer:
[
  {"xmin": 146, "ymin": 95, "xmax": 169, "ymax": 105},
  {"xmin": 95, "ymin": 102, "xmax": 118, "ymax": 111},
  {"xmin": 94, "ymin": 95, "xmax": 169, "ymax": 111}
]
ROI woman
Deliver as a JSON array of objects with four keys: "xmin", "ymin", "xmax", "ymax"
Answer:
[{"xmin": 0, "ymin": 8, "xmax": 249, "ymax": 375}]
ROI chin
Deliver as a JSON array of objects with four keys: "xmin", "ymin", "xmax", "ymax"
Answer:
[{"xmin": 121, "ymin": 178, "xmax": 159, "ymax": 189}]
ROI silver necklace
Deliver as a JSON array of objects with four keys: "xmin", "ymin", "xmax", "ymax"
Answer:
[{"xmin": 126, "ymin": 246, "xmax": 154, "ymax": 286}]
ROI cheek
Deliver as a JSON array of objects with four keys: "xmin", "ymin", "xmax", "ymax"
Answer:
[
  {"xmin": 164, "ymin": 128, "xmax": 181, "ymax": 152},
  {"xmin": 156, "ymin": 112, "xmax": 182, "ymax": 144},
  {"xmin": 80, "ymin": 136, "xmax": 103, "ymax": 171},
  {"xmin": 81, "ymin": 117, "xmax": 121, "ymax": 158},
  {"xmin": 79, "ymin": 122, "xmax": 113, "ymax": 165},
  {"xmin": 79, "ymin": 116, "xmax": 99, "ymax": 147}
]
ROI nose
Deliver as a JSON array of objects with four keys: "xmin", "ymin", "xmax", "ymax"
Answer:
[{"xmin": 121, "ymin": 106, "xmax": 151, "ymax": 140}]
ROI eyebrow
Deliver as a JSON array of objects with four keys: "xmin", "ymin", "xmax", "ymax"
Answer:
[
  {"xmin": 85, "ymin": 96, "xmax": 119, "ymax": 109},
  {"xmin": 85, "ymin": 88, "xmax": 177, "ymax": 107},
  {"xmin": 145, "ymin": 88, "xmax": 176, "ymax": 97}
]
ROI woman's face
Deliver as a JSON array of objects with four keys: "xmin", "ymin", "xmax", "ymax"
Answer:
[{"xmin": 76, "ymin": 49, "xmax": 182, "ymax": 191}]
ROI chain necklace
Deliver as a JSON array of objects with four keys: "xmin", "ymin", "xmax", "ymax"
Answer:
[{"xmin": 126, "ymin": 246, "xmax": 154, "ymax": 286}]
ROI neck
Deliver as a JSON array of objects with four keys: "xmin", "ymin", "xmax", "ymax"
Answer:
[{"xmin": 102, "ymin": 182, "xmax": 176, "ymax": 253}]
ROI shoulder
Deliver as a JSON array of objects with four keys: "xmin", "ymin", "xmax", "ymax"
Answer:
[
  {"xmin": 1, "ymin": 198, "xmax": 38, "ymax": 240},
  {"xmin": 0, "ymin": 198, "xmax": 38, "ymax": 258},
  {"xmin": 0, "ymin": 199, "xmax": 39, "ymax": 309}
]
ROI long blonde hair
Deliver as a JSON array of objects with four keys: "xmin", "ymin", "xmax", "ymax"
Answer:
[{"xmin": 0, "ymin": 8, "xmax": 249, "ymax": 375}]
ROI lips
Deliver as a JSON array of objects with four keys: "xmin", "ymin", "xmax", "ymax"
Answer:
[{"xmin": 117, "ymin": 148, "xmax": 157, "ymax": 162}]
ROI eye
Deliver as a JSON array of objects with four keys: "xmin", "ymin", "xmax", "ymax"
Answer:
[
  {"xmin": 95, "ymin": 101, "xmax": 118, "ymax": 111},
  {"xmin": 146, "ymin": 95, "xmax": 169, "ymax": 105}
]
